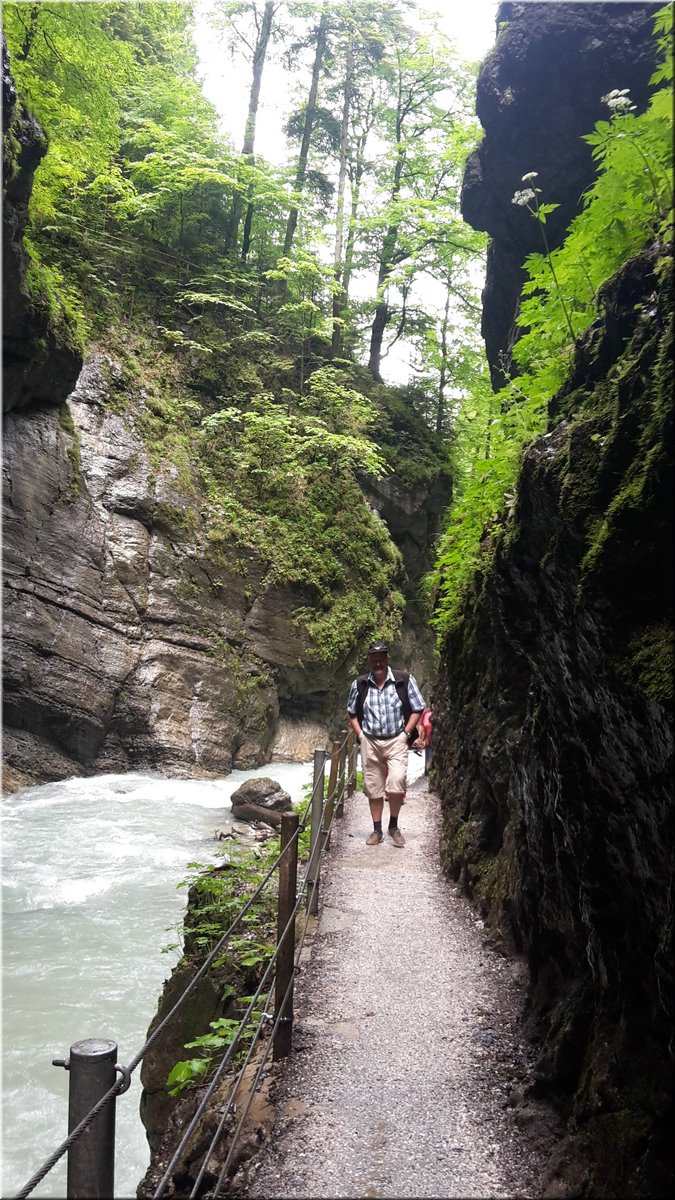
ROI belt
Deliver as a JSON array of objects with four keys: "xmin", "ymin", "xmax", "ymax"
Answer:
[{"xmin": 363, "ymin": 731, "xmax": 404, "ymax": 740}]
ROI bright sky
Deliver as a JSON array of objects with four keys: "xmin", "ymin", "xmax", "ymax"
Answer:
[
  {"xmin": 194, "ymin": 0, "xmax": 499, "ymax": 161},
  {"xmin": 193, "ymin": 0, "xmax": 499, "ymax": 384}
]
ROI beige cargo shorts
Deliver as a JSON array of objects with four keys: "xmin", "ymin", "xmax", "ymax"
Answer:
[{"xmin": 360, "ymin": 732, "xmax": 408, "ymax": 799}]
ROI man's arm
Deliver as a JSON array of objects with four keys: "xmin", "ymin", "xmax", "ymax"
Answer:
[
  {"xmin": 405, "ymin": 674, "xmax": 426, "ymax": 738},
  {"xmin": 347, "ymin": 679, "xmax": 361, "ymax": 736},
  {"xmin": 404, "ymin": 711, "xmax": 421, "ymax": 739}
]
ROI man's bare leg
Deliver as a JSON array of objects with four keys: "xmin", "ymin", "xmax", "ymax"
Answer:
[{"xmin": 386, "ymin": 792, "xmax": 405, "ymax": 846}]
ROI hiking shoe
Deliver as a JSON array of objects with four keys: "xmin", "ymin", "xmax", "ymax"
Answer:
[
  {"xmin": 389, "ymin": 828, "xmax": 405, "ymax": 848},
  {"xmin": 366, "ymin": 830, "xmax": 383, "ymax": 845}
]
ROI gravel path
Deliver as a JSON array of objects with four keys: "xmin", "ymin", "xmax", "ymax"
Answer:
[{"xmin": 241, "ymin": 776, "xmax": 550, "ymax": 1199}]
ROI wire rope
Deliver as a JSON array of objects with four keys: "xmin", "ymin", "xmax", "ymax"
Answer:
[
  {"xmin": 14, "ymin": 818, "xmax": 305, "ymax": 1199},
  {"xmin": 188, "ymin": 799, "xmax": 342, "ymax": 1198},
  {"xmin": 126, "ymin": 821, "xmax": 302, "ymax": 1075},
  {"xmin": 159, "ymin": 779, "xmax": 345, "ymax": 1196},
  {"xmin": 153, "ymin": 874, "xmax": 308, "ymax": 1199}
]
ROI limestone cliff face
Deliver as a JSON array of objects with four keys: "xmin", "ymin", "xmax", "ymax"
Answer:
[
  {"xmin": 3, "ymin": 351, "xmax": 444, "ymax": 787},
  {"xmin": 443, "ymin": 9, "xmax": 672, "ymax": 1190},
  {"xmin": 462, "ymin": 3, "xmax": 657, "ymax": 388},
  {"xmin": 3, "ymin": 357, "xmax": 277, "ymax": 783},
  {"xmin": 435, "ymin": 242, "xmax": 673, "ymax": 1195}
]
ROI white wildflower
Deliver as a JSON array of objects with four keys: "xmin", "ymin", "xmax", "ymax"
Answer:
[
  {"xmin": 602, "ymin": 88, "xmax": 636, "ymax": 113},
  {"xmin": 521, "ymin": 171, "xmax": 538, "ymax": 182},
  {"xmin": 512, "ymin": 188, "xmax": 536, "ymax": 207}
]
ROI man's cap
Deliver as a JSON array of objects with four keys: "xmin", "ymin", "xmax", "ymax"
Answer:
[{"xmin": 367, "ymin": 641, "xmax": 390, "ymax": 655}]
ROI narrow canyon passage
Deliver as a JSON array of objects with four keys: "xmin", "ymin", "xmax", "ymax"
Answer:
[{"xmin": 239, "ymin": 777, "xmax": 554, "ymax": 1199}]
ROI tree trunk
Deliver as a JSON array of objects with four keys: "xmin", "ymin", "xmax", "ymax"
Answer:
[
  {"xmin": 437, "ymin": 285, "xmax": 451, "ymax": 435},
  {"xmin": 341, "ymin": 103, "xmax": 372, "ymax": 299},
  {"xmin": 226, "ymin": 1, "xmax": 274, "ymax": 255},
  {"xmin": 282, "ymin": 9, "xmax": 329, "ymax": 256},
  {"xmin": 367, "ymin": 148, "xmax": 404, "ymax": 380},
  {"xmin": 18, "ymin": 4, "xmax": 41, "ymax": 60},
  {"xmin": 241, "ymin": 199, "xmax": 255, "ymax": 262},
  {"xmin": 330, "ymin": 38, "xmax": 354, "ymax": 357}
]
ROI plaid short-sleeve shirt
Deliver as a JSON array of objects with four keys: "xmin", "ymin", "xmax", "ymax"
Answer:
[{"xmin": 347, "ymin": 668, "xmax": 426, "ymax": 737}]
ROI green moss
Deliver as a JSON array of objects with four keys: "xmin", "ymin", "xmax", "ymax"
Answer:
[
  {"xmin": 472, "ymin": 852, "xmax": 510, "ymax": 914},
  {"xmin": 25, "ymin": 245, "xmax": 87, "ymax": 355},
  {"xmin": 58, "ymin": 404, "xmax": 82, "ymax": 501},
  {"xmin": 151, "ymin": 500, "xmax": 198, "ymax": 538},
  {"xmin": 612, "ymin": 624, "xmax": 674, "ymax": 705}
]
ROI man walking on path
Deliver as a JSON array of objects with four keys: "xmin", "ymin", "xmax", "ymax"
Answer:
[{"xmin": 347, "ymin": 641, "xmax": 426, "ymax": 847}]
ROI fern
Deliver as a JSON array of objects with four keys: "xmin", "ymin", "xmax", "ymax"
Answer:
[{"xmin": 430, "ymin": 4, "xmax": 673, "ymax": 640}]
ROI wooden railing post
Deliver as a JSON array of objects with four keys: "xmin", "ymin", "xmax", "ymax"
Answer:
[
  {"xmin": 306, "ymin": 748, "xmax": 326, "ymax": 916},
  {"xmin": 336, "ymin": 730, "xmax": 348, "ymax": 818},
  {"xmin": 347, "ymin": 730, "xmax": 358, "ymax": 797},
  {"xmin": 322, "ymin": 739, "xmax": 341, "ymax": 849},
  {"xmin": 273, "ymin": 811, "xmax": 299, "ymax": 1061}
]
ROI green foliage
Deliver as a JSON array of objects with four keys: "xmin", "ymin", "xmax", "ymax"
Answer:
[
  {"xmin": 5, "ymin": 0, "xmax": 487, "ymax": 657},
  {"xmin": 430, "ymin": 6, "xmax": 673, "ymax": 640}
]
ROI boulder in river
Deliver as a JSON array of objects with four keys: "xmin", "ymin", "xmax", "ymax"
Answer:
[{"xmin": 229, "ymin": 777, "xmax": 293, "ymax": 827}]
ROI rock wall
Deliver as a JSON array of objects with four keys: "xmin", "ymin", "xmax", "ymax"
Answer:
[
  {"xmin": 3, "ymin": 357, "xmax": 276, "ymax": 783},
  {"xmin": 462, "ymin": 3, "xmax": 658, "ymax": 388},
  {"xmin": 2, "ymin": 37, "xmax": 83, "ymax": 412},
  {"xmin": 3, "ymin": 350, "xmax": 445, "ymax": 787},
  {"xmin": 435, "ymin": 238, "xmax": 673, "ymax": 1196}
]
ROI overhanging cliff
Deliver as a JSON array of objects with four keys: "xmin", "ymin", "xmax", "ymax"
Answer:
[{"xmin": 461, "ymin": 2, "xmax": 658, "ymax": 388}]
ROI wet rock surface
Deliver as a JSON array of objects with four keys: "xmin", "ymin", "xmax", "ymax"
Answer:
[
  {"xmin": 434, "ymin": 245, "xmax": 673, "ymax": 1196},
  {"xmin": 230, "ymin": 777, "xmax": 294, "ymax": 827},
  {"xmin": 2, "ymin": 358, "xmax": 278, "ymax": 783},
  {"xmin": 462, "ymin": 3, "xmax": 658, "ymax": 386}
]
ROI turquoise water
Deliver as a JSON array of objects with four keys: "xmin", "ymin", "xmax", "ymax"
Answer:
[{"xmin": 2, "ymin": 763, "xmax": 312, "ymax": 1199}]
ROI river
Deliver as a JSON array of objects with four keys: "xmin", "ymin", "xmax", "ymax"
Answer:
[{"xmin": 1, "ymin": 761, "xmax": 315, "ymax": 1199}]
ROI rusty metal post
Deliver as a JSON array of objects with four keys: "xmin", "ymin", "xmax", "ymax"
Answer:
[
  {"xmin": 336, "ymin": 731, "xmax": 348, "ymax": 818},
  {"xmin": 347, "ymin": 730, "xmax": 357, "ymax": 797},
  {"xmin": 62, "ymin": 1038, "xmax": 117, "ymax": 1199},
  {"xmin": 306, "ymin": 748, "xmax": 326, "ymax": 915},
  {"xmin": 273, "ymin": 811, "xmax": 299, "ymax": 1060},
  {"xmin": 322, "ymin": 739, "xmax": 341, "ymax": 849}
]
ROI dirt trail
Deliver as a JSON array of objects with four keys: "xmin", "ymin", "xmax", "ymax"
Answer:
[{"xmin": 239, "ymin": 776, "xmax": 553, "ymax": 1199}]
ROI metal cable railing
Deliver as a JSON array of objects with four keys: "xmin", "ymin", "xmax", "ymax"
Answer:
[
  {"xmin": 13, "ymin": 729, "xmax": 357, "ymax": 1200},
  {"xmin": 152, "ymin": 828, "xmax": 305, "ymax": 1199},
  {"xmin": 179, "ymin": 785, "xmax": 344, "ymax": 1200}
]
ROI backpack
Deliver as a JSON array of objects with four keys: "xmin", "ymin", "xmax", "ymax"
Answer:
[{"xmin": 354, "ymin": 670, "xmax": 418, "ymax": 746}]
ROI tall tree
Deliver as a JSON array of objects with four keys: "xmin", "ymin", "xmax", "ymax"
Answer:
[
  {"xmin": 366, "ymin": 37, "xmax": 448, "ymax": 378},
  {"xmin": 330, "ymin": 32, "xmax": 354, "ymax": 355},
  {"xmin": 282, "ymin": 6, "xmax": 329, "ymax": 255},
  {"xmin": 220, "ymin": 1, "xmax": 278, "ymax": 255}
]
